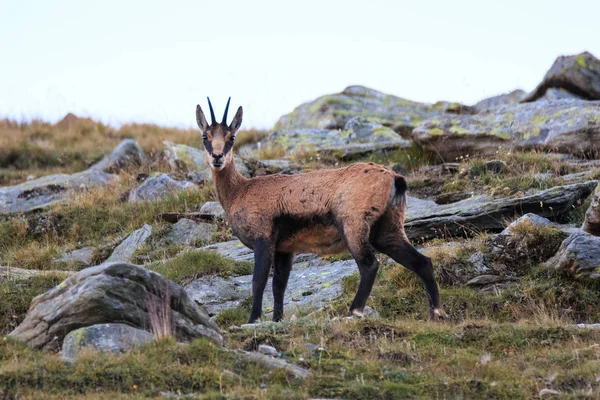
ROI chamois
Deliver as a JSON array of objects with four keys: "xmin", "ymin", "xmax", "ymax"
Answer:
[{"xmin": 196, "ymin": 97, "xmax": 446, "ymax": 323}]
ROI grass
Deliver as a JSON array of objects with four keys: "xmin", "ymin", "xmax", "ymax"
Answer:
[{"xmin": 149, "ymin": 249, "xmax": 253, "ymax": 285}]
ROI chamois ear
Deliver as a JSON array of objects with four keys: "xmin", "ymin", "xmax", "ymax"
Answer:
[
  {"xmin": 196, "ymin": 105, "xmax": 209, "ymax": 132},
  {"xmin": 229, "ymin": 106, "xmax": 243, "ymax": 134}
]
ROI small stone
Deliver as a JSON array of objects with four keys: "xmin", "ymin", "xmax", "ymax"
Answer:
[
  {"xmin": 105, "ymin": 224, "xmax": 152, "ymax": 263},
  {"xmin": 128, "ymin": 174, "xmax": 195, "ymax": 202},
  {"xmin": 258, "ymin": 344, "xmax": 279, "ymax": 357},
  {"xmin": 467, "ymin": 275, "xmax": 504, "ymax": 286},
  {"xmin": 199, "ymin": 202, "xmax": 226, "ymax": 220}
]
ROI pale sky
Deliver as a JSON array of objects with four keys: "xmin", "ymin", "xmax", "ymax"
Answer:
[{"xmin": 2, "ymin": 0, "xmax": 599, "ymax": 130}]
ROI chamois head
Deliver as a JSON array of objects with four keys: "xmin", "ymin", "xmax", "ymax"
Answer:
[{"xmin": 196, "ymin": 97, "xmax": 243, "ymax": 171}]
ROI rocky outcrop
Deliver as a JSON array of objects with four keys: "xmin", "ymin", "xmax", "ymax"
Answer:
[
  {"xmin": 274, "ymin": 85, "xmax": 457, "ymax": 133},
  {"xmin": 62, "ymin": 323, "xmax": 155, "ymax": 363},
  {"xmin": 199, "ymin": 201, "xmax": 226, "ymax": 220},
  {"xmin": 128, "ymin": 174, "xmax": 195, "ymax": 202},
  {"xmin": 0, "ymin": 139, "xmax": 148, "ymax": 215},
  {"xmin": 265, "ymin": 117, "xmax": 411, "ymax": 159},
  {"xmin": 91, "ymin": 139, "xmax": 147, "ymax": 173},
  {"xmin": 412, "ymin": 99, "xmax": 600, "ymax": 159},
  {"xmin": 404, "ymin": 181, "xmax": 597, "ymax": 240},
  {"xmin": 523, "ymin": 52, "xmax": 600, "ymax": 102},
  {"xmin": 546, "ymin": 231, "xmax": 600, "ymax": 280},
  {"xmin": 186, "ymin": 258, "xmax": 356, "ymax": 315},
  {"xmin": 163, "ymin": 142, "xmax": 250, "ymax": 179},
  {"xmin": 0, "ymin": 169, "xmax": 115, "ymax": 214},
  {"xmin": 9, "ymin": 262, "xmax": 222, "ymax": 350},
  {"xmin": 473, "ymin": 90, "xmax": 527, "ymax": 112},
  {"xmin": 582, "ymin": 183, "xmax": 600, "ymax": 235}
]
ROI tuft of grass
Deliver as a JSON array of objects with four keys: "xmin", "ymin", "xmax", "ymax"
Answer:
[
  {"xmin": 257, "ymin": 145, "xmax": 287, "ymax": 160},
  {"xmin": 149, "ymin": 250, "xmax": 253, "ymax": 285},
  {"xmin": 0, "ymin": 274, "xmax": 67, "ymax": 335},
  {"xmin": 215, "ymin": 297, "xmax": 252, "ymax": 328}
]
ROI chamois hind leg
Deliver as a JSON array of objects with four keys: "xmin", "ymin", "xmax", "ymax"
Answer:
[
  {"xmin": 372, "ymin": 219, "xmax": 445, "ymax": 320},
  {"xmin": 272, "ymin": 252, "xmax": 293, "ymax": 322},
  {"xmin": 342, "ymin": 222, "xmax": 380, "ymax": 317},
  {"xmin": 249, "ymin": 239, "xmax": 273, "ymax": 323}
]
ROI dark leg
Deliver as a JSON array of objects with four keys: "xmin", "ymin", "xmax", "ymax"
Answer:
[
  {"xmin": 272, "ymin": 252, "xmax": 294, "ymax": 322},
  {"xmin": 374, "ymin": 237, "xmax": 444, "ymax": 319},
  {"xmin": 248, "ymin": 239, "xmax": 273, "ymax": 323},
  {"xmin": 343, "ymin": 223, "xmax": 379, "ymax": 317}
]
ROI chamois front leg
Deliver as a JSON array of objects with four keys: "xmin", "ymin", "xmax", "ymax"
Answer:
[
  {"xmin": 248, "ymin": 239, "xmax": 273, "ymax": 323},
  {"xmin": 272, "ymin": 252, "xmax": 293, "ymax": 322}
]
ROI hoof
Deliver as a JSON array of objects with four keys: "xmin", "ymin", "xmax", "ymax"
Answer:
[
  {"xmin": 430, "ymin": 308, "xmax": 448, "ymax": 321},
  {"xmin": 350, "ymin": 309, "xmax": 365, "ymax": 319}
]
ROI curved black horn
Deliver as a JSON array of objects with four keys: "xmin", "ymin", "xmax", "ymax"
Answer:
[
  {"xmin": 207, "ymin": 97, "xmax": 216, "ymax": 125},
  {"xmin": 222, "ymin": 97, "xmax": 231, "ymax": 125}
]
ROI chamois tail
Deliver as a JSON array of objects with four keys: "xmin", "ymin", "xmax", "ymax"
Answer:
[{"xmin": 390, "ymin": 175, "xmax": 408, "ymax": 207}]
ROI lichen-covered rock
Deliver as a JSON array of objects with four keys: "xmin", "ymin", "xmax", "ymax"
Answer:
[
  {"xmin": 163, "ymin": 142, "xmax": 250, "ymax": 179},
  {"xmin": 9, "ymin": 262, "xmax": 222, "ymax": 350},
  {"xmin": 201, "ymin": 240, "xmax": 255, "ymax": 262},
  {"xmin": 105, "ymin": 225, "xmax": 152, "ymax": 263},
  {"xmin": 62, "ymin": 323, "xmax": 155, "ymax": 363},
  {"xmin": 412, "ymin": 99, "xmax": 600, "ymax": 159},
  {"xmin": 546, "ymin": 230, "xmax": 600, "ymax": 280},
  {"xmin": 159, "ymin": 219, "xmax": 216, "ymax": 247},
  {"xmin": 0, "ymin": 169, "xmax": 115, "ymax": 214},
  {"xmin": 274, "ymin": 85, "xmax": 452, "ymax": 132},
  {"xmin": 265, "ymin": 117, "xmax": 411, "ymax": 159},
  {"xmin": 54, "ymin": 246, "xmax": 96, "ymax": 268},
  {"xmin": 91, "ymin": 139, "xmax": 147, "ymax": 173},
  {"xmin": 199, "ymin": 201, "xmax": 226, "ymax": 220},
  {"xmin": 582, "ymin": 183, "xmax": 600, "ymax": 236},
  {"xmin": 473, "ymin": 89, "xmax": 527, "ymax": 112},
  {"xmin": 128, "ymin": 174, "xmax": 195, "ymax": 202},
  {"xmin": 186, "ymin": 258, "xmax": 356, "ymax": 315},
  {"xmin": 404, "ymin": 181, "xmax": 597, "ymax": 240},
  {"xmin": 523, "ymin": 52, "xmax": 600, "ymax": 102}
]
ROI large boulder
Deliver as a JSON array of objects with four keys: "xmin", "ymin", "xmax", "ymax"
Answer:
[
  {"xmin": 158, "ymin": 218, "xmax": 217, "ymax": 247},
  {"xmin": 582, "ymin": 183, "xmax": 600, "ymax": 235},
  {"xmin": 0, "ymin": 169, "xmax": 115, "ymax": 214},
  {"xmin": 546, "ymin": 230, "xmax": 600, "ymax": 280},
  {"xmin": 274, "ymin": 85, "xmax": 458, "ymax": 133},
  {"xmin": 404, "ymin": 181, "xmax": 597, "ymax": 240},
  {"xmin": 186, "ymin": 257, "xmax": 357, "ymax": 315},
  {"xmin": 523, "ymin": 52, "xmax": 600, "ymax": 102},
  {"xmin": 9, "ymin": 262, "xmax": 222, "ymax": 350},
  {"xmin": 163, "ymin": 142, "xmax": 250, "ymax": 179},
  {"xmin": 128, "ymin": 174, "xmax": 195, "ymax": 202},
  {"xmin": 91, "ymin": 139, "xmax": 147, "ymax": 173},
  {"xmin": 412, "ymin": 99, "xmax": 600, "ymax": 159},
  {"xmin": 265, "ymin": 117, "xmax": 411, "ymax": 159},
  {"xmin": 62, "ymin": 323, "xmax": 155, "ymax": 363}
]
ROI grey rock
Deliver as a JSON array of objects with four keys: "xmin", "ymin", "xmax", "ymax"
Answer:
[
  {"xmin": 256, "ymin": 159, "xmax": 302, "ymax": 175},
  {"xmin": 160, "ymin": 219, "xmax": 216, "ymax": 247},
  {"xmin": 466, "ymin": 275, "xmax": 504, "ymax": 286},
  {"xmin": 274, "ymin": 85, "xmax": 455, "ymax": 132},
  {"xmin": 62, "ymin": 323, "xmax": 155, "ymax": 363},
  {"xmin": 582, "ymin": 183, "xmax": 600, "ymax": 236},
  {"xmin": 54, "ymin": 246, "xmax": 96, "ymax": 267},
  {"xmin": 201, "ymin": 240, "xmax": 255, "ymax": 262},
  {"xmin": 538, "ymin": 88, "xmax": 584, "ymax": 102},
  {"xmin": 235, "ymin": 350, "xmax": 311, "ymax": 379},
  {"xmin": 129, "ymin": 174, "xmax": 195, "ymax": 202},
  {"xmin": 466, "ymin": 251, "xmax": 490, "ymax": 273},
  {"xmin": 91, "ymin": 139, "xmax": 147, "ymax": 173},
  {"xmin": 264, "ymin": 117, "xmax": 411, "ymax": 159},
  {"xmin": 412, "ymin": 99, "xmax": 600, "ymax": 159},
  {"xmin": 186, "ymin": 258, "xmax": 358, "ymax": 315},
  {"xmin": 498, "ymin": 213, "xmax": 553, "ymax": 237},
  {"xmin": 258, "ymin": 344, "xmax": 279, "ymax": 357},
  {"xmin": 199, "ymin": 201, "xmax": 226, "ymax": 220},
  {"xmin": 523, "ymin": 52, "xmax": 600, "ymax": 102},
  {"xmin": 0, "ymin": 169, "xmax": 115, "ymax": 215},
  {"xmin": 105, "ymin": 224, "xmax": 152, "ymax": 263},
  {"xmin": 473, "ymin": 89, "xmax": 527, "ymax": 112},
  {"xmin": 0, "ymin": 266, "xmax": 72, "ymax": 281},
  {"xmin": 163, "ymin": 141, "xmax": 250, "ymax": 180},
  {"xmin": 546, "ymin": 230, "xmax": 600, "ymax": 279},
  {"xmin": 404, "ymin": 181, "xmax": 596, "ymax": 240},
  {"xmin": 9, "ymin": 262, "xmax": 222, "ymax": 350}
]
